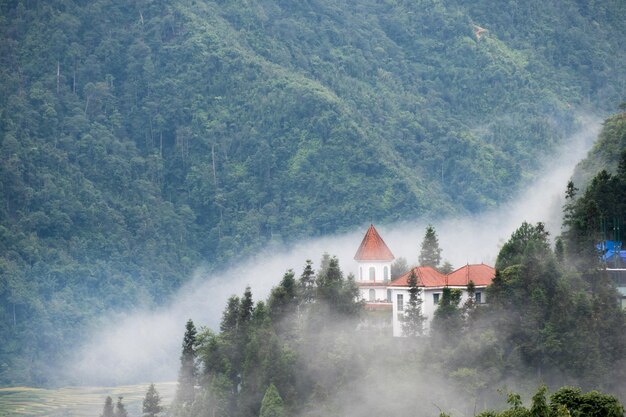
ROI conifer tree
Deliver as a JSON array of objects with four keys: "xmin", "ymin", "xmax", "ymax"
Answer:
[
  {"xmin": 390, "ymin": 257, "xmax": 408, "ymax": 280},
  {"xmin": 114, "ymin": 397, "xmax": 128, "ymax": 417},
  {"xmin": 259, "ymin": 384, "xmax": 285, "ymax": 417},
  {"xmin": 461, "ymin": 280, "xmax": 477, "ymax": 323},
  {"xmin": 221, "ymin": 296, "xmax": 241, "ymax": 333},
  {"xmin": 239, "ymin": 286, "xmax": 254, "ymax": 326},
  {"xmin": 268, "ymin": 271, "xmax": 297, "ymax": 322},
  {"xmin": 402, "ymin": 270, "xmax": 425, "ymax": 337},
  {"xmin": 101, "ymin": 396, "xmax": 114, "ymax": 417},
  {"xmin": 431, "ymin": 287, "xmax": 462, "ymax": 342},
  {"xmin": 176, "ymin": 319, "xmax": 197, "ymax": 407},
  {"xmin": 143, "ymin": 384, "xmax": 163, "ymax": 417},
  {"xmin": 316, "ymin": 256, "xmax": 360, "ymax": 316},
  {"xmin": 439, "ymin": 260, "xmax": 454, "ymax": 274},
  {"xmin": 299, "ymin": 259, "xmax": 316, "ymax": 305},
  {"xmin": 419, "ymin": 225, "xmax": 442, "ymax": 269}
]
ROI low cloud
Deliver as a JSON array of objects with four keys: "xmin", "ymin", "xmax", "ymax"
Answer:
[{"xmin": 65, "ymin": 117, "xmax": 600, "ymax": 386}]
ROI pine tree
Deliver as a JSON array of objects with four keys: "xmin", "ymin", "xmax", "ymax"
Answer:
[
  {"xmin": 143, "ymin": 384, "xmax": 163, "ymax": 417},
  {"xmin": 390, "ymin": 257, "xmax": 408, "ymax": 280},
  {"xmin": 114, "ymin": 397, "xmax": 128, "ymax": 417},
  {"xmin": 419, "ymin": 225, "xmax": 442, "ymax": 269},
  {"xmin": 431, "ymin": 287, "xmax": 462, "ymax": 342},
  {"xmin": 461, "ymin": 280, "xmax": 477, "ymax": 325},
  {"xmin": 259, "ymin": 384, "xmax": 285, "ymax": 417},
  {"xmin": 220, "ymin": 296, "xmax": 241, "ymax": 333},
  {"xmin": 101, "ymin": 396, "xmax": 114, "ymax": 417},
  {"xmin": 239, "ymin": 286, "xmax": 254, "ymax": 326},
  {"xmin": 298, "ymin": 260, "xmax": 315, "ymax": 304},
  {"xmin": 176, "ymin": 319, "xmax": 197, "ymax": 407},
  {"xmin": 439, "ymin": 260, "xmax": 454, "ymax": 274},
  {"xmin": 316, "ymin": 256, "xmax": 360, "ymax": 316},
  {"xmin": 402, "ymin": 270, "xmax": 425, "ymax": 337}
]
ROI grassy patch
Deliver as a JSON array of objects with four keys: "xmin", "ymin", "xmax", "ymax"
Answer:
[{"xmin": 0, "ymin": 382, "xmax": 176, "ymax": 417}]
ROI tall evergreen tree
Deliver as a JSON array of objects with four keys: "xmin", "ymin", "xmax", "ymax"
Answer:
[
  {"xmin": 176, "ymin": 319, "xmax": 197, "ymax": 407},
  {"xmin": 390, "ymin": 257, "xmax": 408, "ymax": 280},
  {"xmin": 402, "ymin": 270, "xmax": 425, "ymax": 337},
  {"xmin": 298, "ymin": 260, "xmax": 316, "ymax": 305},
  {"xmin": 259, "ymin": 384, "xmax": 285, "ymax": 417},
  {"xmin": 101, "ymin": 396, "xmax": 114, "ymax": 417},
  {"xmin": 220, "ymin": 296, "xmax": 241, "ymax": 334},
  {"xmin": 316, "ymin": 256, "xmax": 360, "ymax": 316},
  {"xmin": 268, "ymin": 271, "xmax": 297, "ymax": 322},
  {"xmin": 114, "ymin": 397, "xmax": 128, "ymax": 417},
  {"xmin": 461, "ymin": 280, "xmax": 478, "ymax": 326},
  {"xmin": 431, "ymin": 287, "xmax": 462, "ymax": 342},
  {"xmin": 419, "ymin": 225, "xmax": 442, "ymax": 269},
  {"xmin": 143, "ymin": 384, "xmax": 163, "ymax": 417}
]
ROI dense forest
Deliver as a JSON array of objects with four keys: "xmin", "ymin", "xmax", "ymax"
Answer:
[
  {"xmin": 1, "ymin": 0, "xmax": 626, "ymax": 385},
  {"xmin": 164, "ymin": 151, "xmax": 626, "ymax": 417}
]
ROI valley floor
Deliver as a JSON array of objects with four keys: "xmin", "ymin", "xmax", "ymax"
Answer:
[{"xmin": 0, "ymin": 382, "xmax": 176, "ymax": 417}]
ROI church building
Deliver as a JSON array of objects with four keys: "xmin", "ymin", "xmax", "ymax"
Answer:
[{"xmin": 354, "ymin": 224, "xmax": 496, "ymax": 336}]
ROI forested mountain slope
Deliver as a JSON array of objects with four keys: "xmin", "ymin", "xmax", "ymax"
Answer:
[
  {"xmin": 0, "ymin": 0, "xmax": 625, "ymax": 385},
  {"xmin": 573, "ymin": 110, "xmax": 626, "ymax": 187}
]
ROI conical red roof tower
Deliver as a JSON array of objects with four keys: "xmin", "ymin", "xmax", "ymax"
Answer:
[{"xmin": 354, "ymin": 224, "xmax": 395, "ymax": 261}]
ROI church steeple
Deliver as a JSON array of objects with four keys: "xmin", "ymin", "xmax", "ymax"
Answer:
[
  {"xmin": 354, "ymin": 224, "xmax": 395, "ymax": 261},
  {"xmin": 354, "ymin": 225, "xmax": 394, "ymax": 283}
]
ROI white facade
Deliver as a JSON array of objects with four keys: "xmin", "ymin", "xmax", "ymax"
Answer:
[
  {"xmin": 357, "ymin": 260, "xmax": 392, "ymax": 284},
  {"xmin": 358, "ymin": 285, "xmax": 390, "ymax": 303},
  {"xmin": 390, "ymin": 286, "xmax": 487, "ymax": 337},
  {"xmin": 356, "ymin": 259, "xmax": 393, "ymax": 302}
]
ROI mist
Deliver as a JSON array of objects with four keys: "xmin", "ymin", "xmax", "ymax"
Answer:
[{"xmin": 64, "ymin": 117, "xmax": 600, "ymax": 387}]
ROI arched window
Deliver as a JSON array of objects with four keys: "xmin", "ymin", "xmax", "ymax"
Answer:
[
  {"xmin": 369, "ymin": 289, "xmax": 375, "ymax": 301},
  {"xmin": 369, "ymin": 266, "xmax": 375, "ymax": 281},
  {"xmin": 384, "ymin": 266, "xmax": 389, "ymax": 281}
]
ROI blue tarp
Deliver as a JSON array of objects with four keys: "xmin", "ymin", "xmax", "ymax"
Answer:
[{"xmin": 598, "ymin": 240, "xmax": 626, "ymax": 264}]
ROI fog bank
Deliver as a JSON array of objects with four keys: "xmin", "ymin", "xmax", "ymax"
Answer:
[{"xmin": 65, "ymin": 118, "xmax": 600, "ymax": 386}]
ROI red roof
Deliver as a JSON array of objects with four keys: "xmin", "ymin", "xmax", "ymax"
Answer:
[
  {"xmin": 447, "ymin": 263, "xmax": 495, "ymax": 286},
  {"xmin": 354, "ymin": 225, "xmax": 395, "ymax": 261},
  {"xmin": 389, "ymin": 266, "xmax": 446, "ymax": 287},
  {"xmin": 388, "ymin": 264, "xmax": 495, "ymax": 288}
]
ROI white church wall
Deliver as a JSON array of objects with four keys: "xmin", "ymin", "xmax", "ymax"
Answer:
[
  {"xmin": 391, "ymin": 286, "xmax": 488, "ymax": 337},
  {"xmin": 357, "ymin": 261, "xmax": 392, "ymax": 283}
]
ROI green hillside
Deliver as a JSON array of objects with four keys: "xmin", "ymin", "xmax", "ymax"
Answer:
[
  {"xmin": 573, "ymin": 110, "xmax": 626, "ymax": 187},
  {"xmin": 0, "ymin": 0, "xmax": 625, "ymax": 385}
]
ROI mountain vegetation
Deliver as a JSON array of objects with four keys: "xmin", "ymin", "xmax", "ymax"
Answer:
[
  {"xmin": 1, "ymin": 0, "xmax": 626, "ymax": 385},
  {"xmin": 573, "ymin": 111, "xmax": 626, "ymax": 187},
  {"xmin": 164, "ymin": 133, "xmax": 626, "ymax": 416}
]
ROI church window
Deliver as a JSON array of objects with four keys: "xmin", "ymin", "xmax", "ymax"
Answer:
[
  {"xmin": 384, "ymin": 266, "xmax": 389, "ymax": 280},
  {"xmin": 475, "ymin": 292, "xmax": 482, "ymax": 304},
  {"xmin": 369, "ymin": 266, "xmax": 375, "ymax": 281},
  {"xmin": 369, "ymin": 289, "xmax": 375, "ymax": 301},
  {"xmin": 433, "ymin": 293, "xmax": 440, "ymax": 305},
  {"xmin": 397, "ymin": 294, "xmax": 404, "ymax": 311}
]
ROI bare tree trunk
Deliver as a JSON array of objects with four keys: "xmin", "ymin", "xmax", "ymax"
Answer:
[
  {"xmin": 56, "ymin": 61, "xmax": 60, "ymax": 94},
  {"xmin": 211, "ymin": 144, "xmax": 217, "ymax": 186}
]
